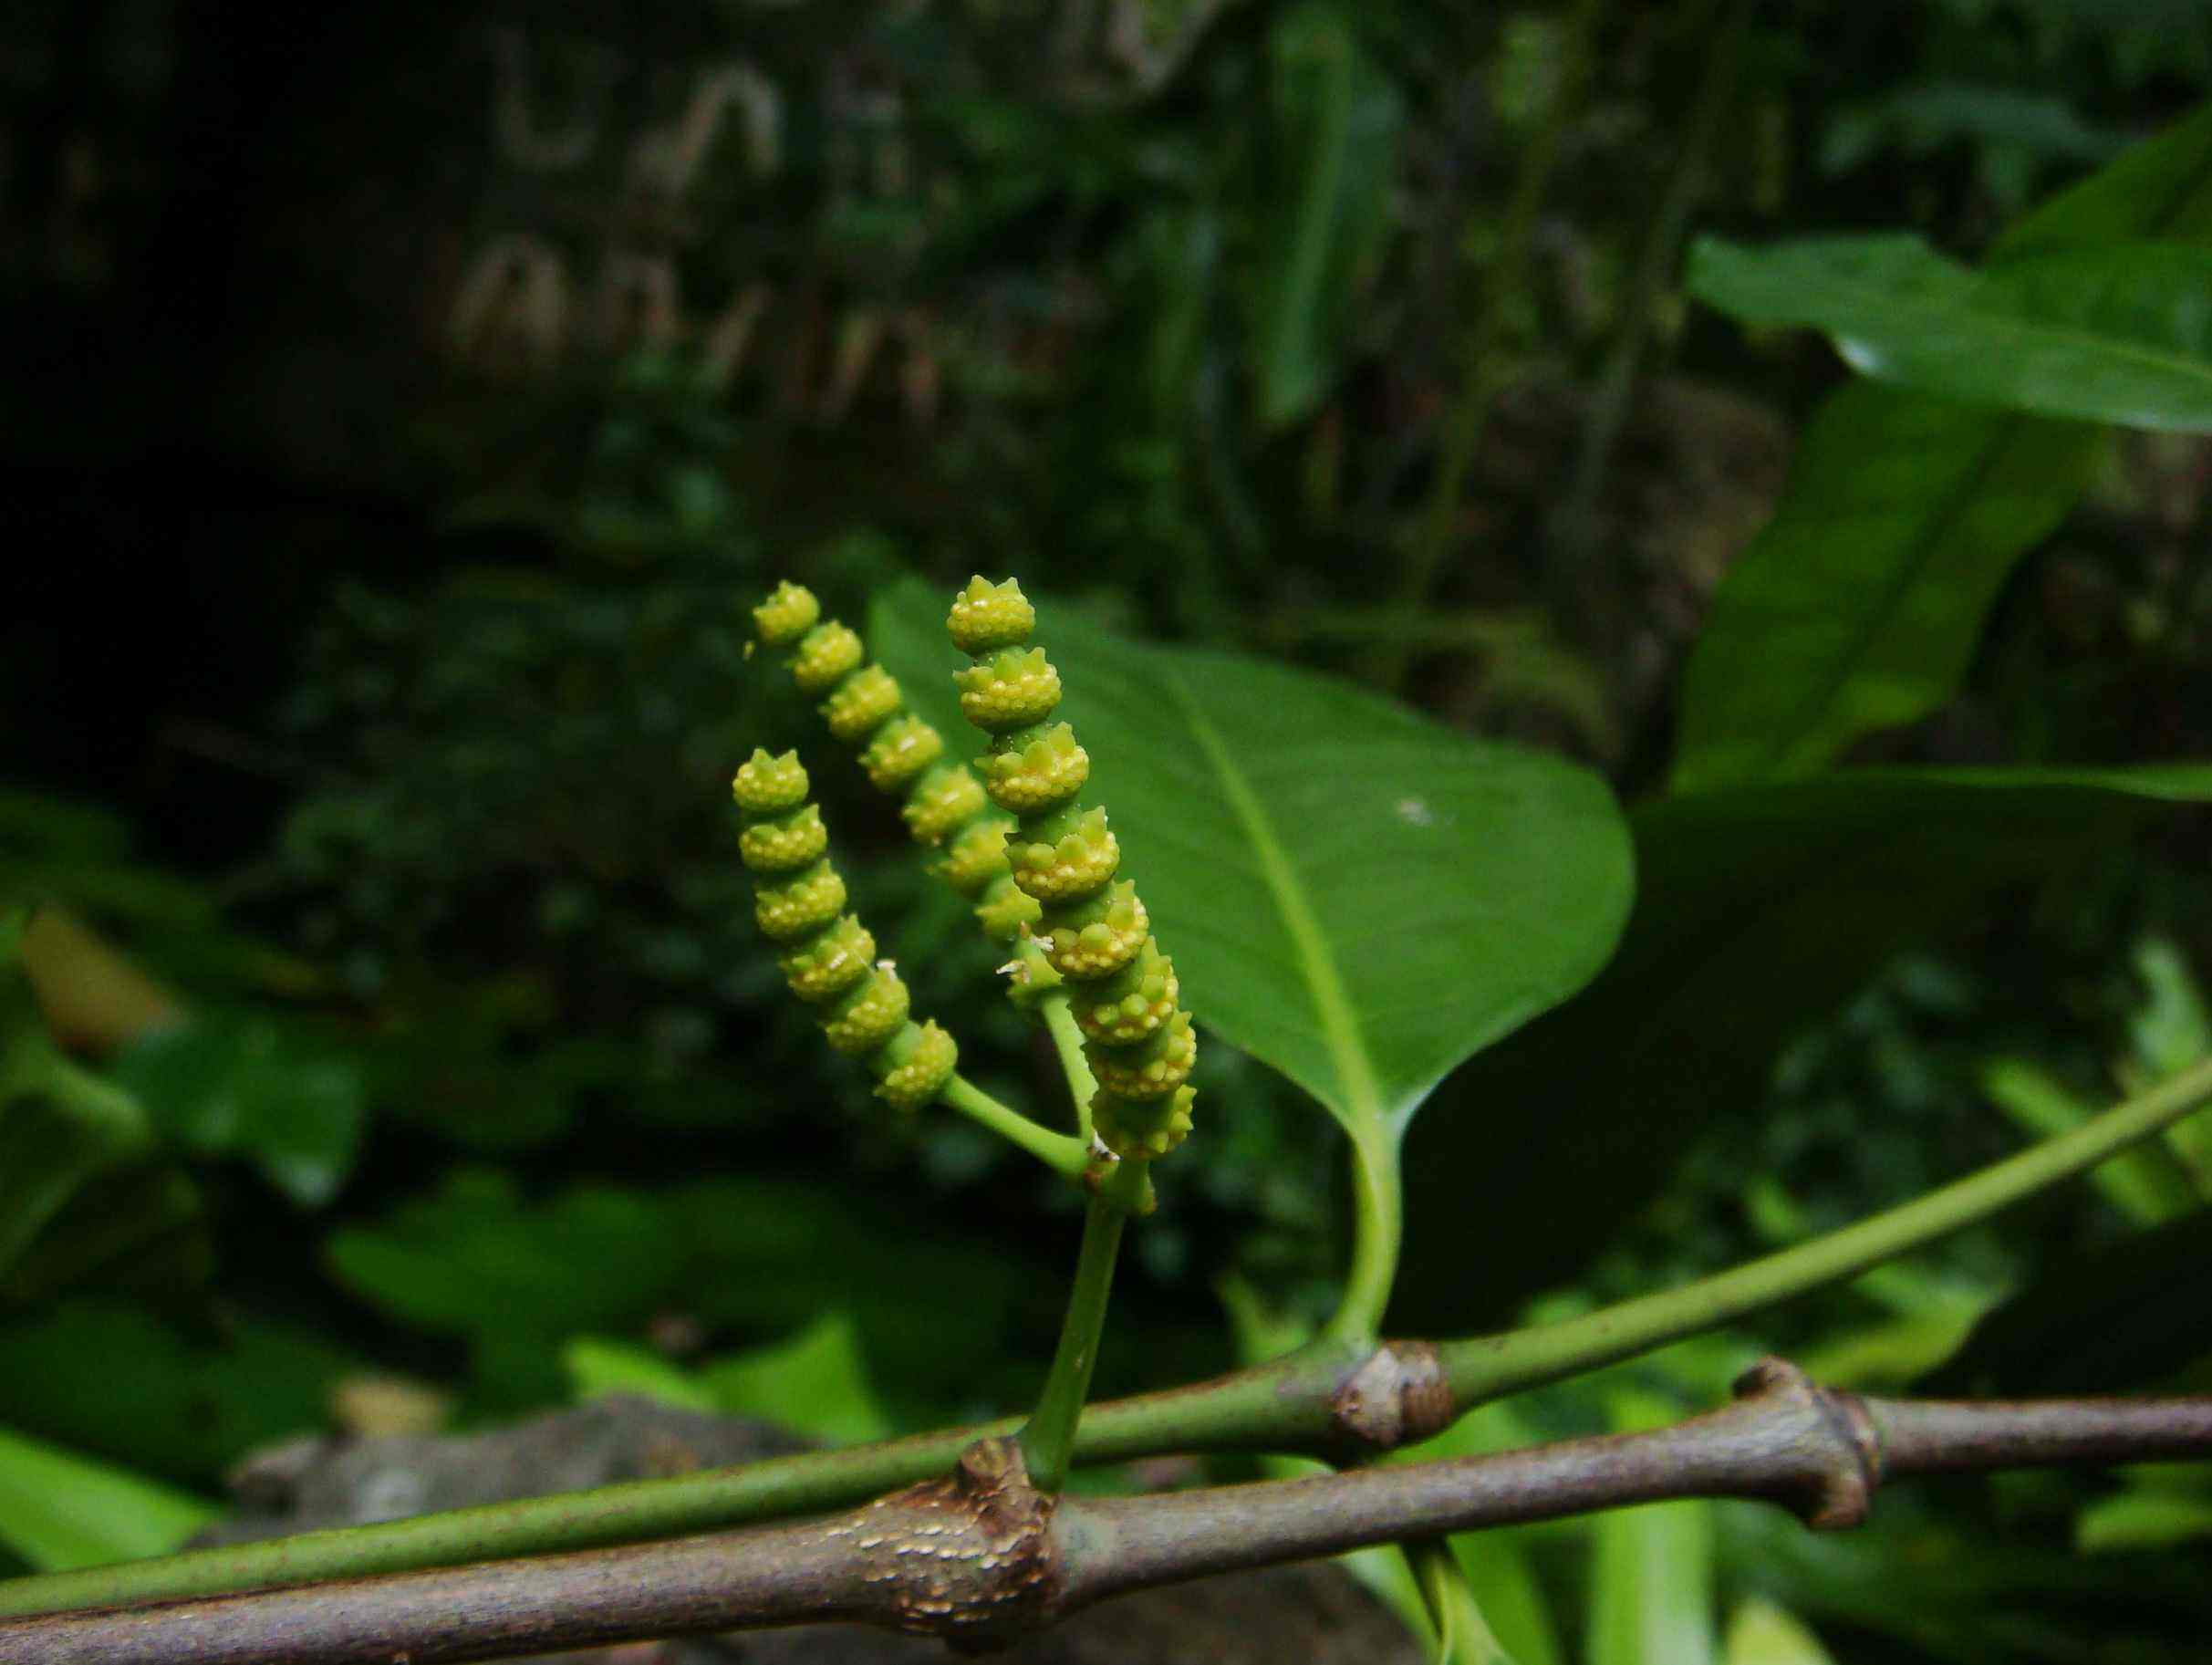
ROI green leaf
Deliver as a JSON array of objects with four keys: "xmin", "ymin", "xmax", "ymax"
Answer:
[
  {"xmin": 1249, "ymin": 3, "xmax": 1403, "ymax": 430},
  {"xmin": 0, "ymin": 1423, "xmax": 217, "ymax": 1572},
  {"xmin": 2076, "ymin": 1484, "xmax": 2212, "ymax": 1553},
  {"xmin": 1673, "ymin": 99, "xmax": 2212, "ymax": 791},
  {"xmin": 1397, "ymin": 765, "xmax": 2212, "ymax": 1331},
  {"xmin": 871, "ymin": 581, "xmax": 1634, "ymax": 1151},
  {"xmin": 563, "ymin": 1337, "xmax": 718, "ymax": 1413},
  {"xmin": 326, "ymin": 1171, "xmax": 686, "ymax": 1337},
  {"xmin": 113, "ymin": 1013, "xmax": 367, "ymax": 1207},
  {"xmin": 698, "ymin": 1312, "xmax": 893, "ymax": 1446},
  {"xmin": 1588, "ymin": 1391, "xmax": 1716, "ymax": 1665},
  {"xmin": 1671, "ymin": 386, "xmax": 2100, "ymax": 790},
  {"xmin": 1688, "ymin": 234, "xmax": 2212, "ymax": 431}
]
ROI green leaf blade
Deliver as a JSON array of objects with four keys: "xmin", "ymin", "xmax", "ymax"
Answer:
[
  {"xmin": 1689, "ymin": 235, "xmax": 2212, "ymax": 432},
  {"xmin": 1672, "ymin": 386, "xmax": 2099, "ymax": 791}
]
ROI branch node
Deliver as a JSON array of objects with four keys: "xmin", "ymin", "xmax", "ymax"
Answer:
[
  {"xmin": 834, "ymin": 1436, "xmax": 1061, "ymax": 1649},
  {"xmin": 1329, "ymin": 1341, "xmax": 1453, "ymax": 1455},
  {"xmin": 1731, "ymin": 1356, "xmax": 1885, "ymax": 1530}
]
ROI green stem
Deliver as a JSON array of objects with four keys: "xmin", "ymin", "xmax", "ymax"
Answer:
[
  {"xmin": 1017, "ymin": 1160, "xmax": 1147, "ymax": 1492},
  {"xmin": 938, "ymin": 1075, "xmax": 1091, "ymax": 1179},
  {"xmin": 1036, "ymin": 982, "xmax": 1100, "ymax": 1140},
  {"xmin": 13, "ymin": 1056, "xmax": 2207, "ymax": 1620},
  {"xmin": 1322, "ymin": 1128, "xmax": 1403, "ymax": 1347},
  {"xmin": 1438, "ymin": 1052, "xmax": 2212, "ymax": 1406}
]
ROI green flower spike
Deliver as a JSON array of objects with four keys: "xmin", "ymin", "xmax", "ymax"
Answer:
[
  {"xmin": 749, "ymin": 582, "xmax": 1035, "ymax": 944},
  {"xmin": 732, "ymin": 751, "xmax": 955, "ymax": 1111},
  {"xmin": 945, "ymin": 576, "xmax": 1198, "ymax": 1162}
]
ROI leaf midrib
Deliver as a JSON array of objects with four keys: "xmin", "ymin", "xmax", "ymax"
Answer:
[{"xmin": 1169, "ymin": 671, "xmax": 1386, "ymax": 1134}]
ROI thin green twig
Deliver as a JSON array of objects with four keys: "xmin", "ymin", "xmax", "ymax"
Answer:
[{"xmin": 938, "ymin": 1075, "xmax": 1091, "ymax": 1178}]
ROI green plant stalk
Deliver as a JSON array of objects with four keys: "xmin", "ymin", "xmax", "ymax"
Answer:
[
  {"xmin": 11, "ymin": 1054, "xmax": 2207, "ymax": 1620},
  {"xmin": 1321, "ymin": 1126, "xmax": 1403, "ymax": 1346},
  {"xmin": 1017, "ymin": 1160, "xmax": 1149, "ymax": 1492},
  {"xmin": 938, "ymin": 1074, "xmax": 1091, "ymax": 1178},
  {"xmin": 1037, "ymin": 982, "xmax": 1101, "ymax": 1139},
  {"xmin": 1439, "ymin": 1052, "xmax": 2212, "ymax": 1403}
]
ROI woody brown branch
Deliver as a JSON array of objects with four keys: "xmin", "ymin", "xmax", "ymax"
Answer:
[{"xmin": 8, "ymin": 1361, "xmax": 2209, "ymax": 1665}]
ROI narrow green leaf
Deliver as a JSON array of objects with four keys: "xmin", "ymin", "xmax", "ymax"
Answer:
[
  {"xmin": 1415, "ymin": 1537, "xmax": 1519, "ymax": 1664},
  {"xmin": 1250, "ymin": 3, "xmax": 1403, "ymax": 430},
  {"xmin": 0, "ymin": 1423, "xmax": 216, "ymax": 1572},
  {"xmin": 1398, "ymin": 765, "xmax": 2212, "ymax": 1331},
  {"xmin": 872, "ymin": 582, "xmax": 1633, "ymax": 1145},
  {"xmin": 1689, "ymin": 234, "xmax": 2212, "ymax": 431},
  {"xmin": 1588, "ymin": 1391, "xmax": 1716, "ymax": 1665},
  {"xmin": 1673, "ymin": 99, "xmax": 2212, "ymax": 791}
]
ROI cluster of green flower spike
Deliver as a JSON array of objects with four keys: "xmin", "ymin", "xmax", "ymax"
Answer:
[
  {"xmin": 732, "ymin": 747, "xmax": 958, "ymax": 1112},
  {"xmin": 752, "ymin": 581, "xmax": 1039, "ymax": 946},
  {"xmin": 947, "ymin": 577, "xmax": 1196, "ymax": 1160}
]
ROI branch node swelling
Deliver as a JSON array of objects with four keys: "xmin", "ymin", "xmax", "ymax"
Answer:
[
  {"xmin": 1328, "ymin": 1340, "xmax": 1454, "ymax": 1457},
  {"xmin": 824, "ymin": 1437, "xmax": 1060, "ymax": 1650},
  {"xmin": 1729, "ymin": 1356, "xmax": 1885, "ymax": 1531}
]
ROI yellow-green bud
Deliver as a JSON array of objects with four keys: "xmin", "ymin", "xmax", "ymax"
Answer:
[
  {"xmin": 860, "ymin": 714, "xmax": 946, "ymax": 793},
  {"xmin": 738, "ymin": 804, "xmax": 828, "ymax": 873},
  {"xmin": 1036, "ymin": 880, "xmax": 1148, "ymax": 980},
  {"xmin": 947, "ymin": 575, "xmax": 1036, "ymax": 655},
  {"xmin": 978, "ymin": 723, "xmax": 1088, "ymax": 814},
  {"xmin": 823, "ymin": 967, "xmax": 911, "ymax": 1056},
  {"xmin": 934, "ymin": 817, "xmax": 1014, "ymax": 895},
  {"xmin": 954, "ymin": 647, "xmax": 1062, "ymax": 732},
  {"xmin": 1085, "ymin": 1009, "xmax": 1196, "ymax": 1100},
  {"xmin": 903, "ymin": 766, "xmax": 990, "ymax": 845},
  {"xmin": 1094, "ymin": 1086, "xmax": 1195, "ymax": 1160},
  {"xmin": 1072, "ymin": 942, "xmax": 1179, "ymax": 1046},
  {"xmin": 779, "ymin": 915, "xmax": 877, "ymax": 1002},
  {"xmin": 1009, "ymin": 806, "xmax": 1119, "ymax": 903},
  {"xmin": 791, "ymin": 622, "xmax": 866, "ymax": 694},
  {"xmin": 754, "ymin": 860, "xmax": 847, "ymax": 942},
  {"xmin": 874, "ymin": 1020, "xmax": 958, "ymax": 1111},
  {"xmin": 821, "ymin": 664, "xmax": 903, "ymax": 743},
  {"xmin": 753, "ymin": 581, "xmax": 821, "ymax": 647},
  {"xmin": 732, "ymin": 748, "xmax": 810, "ymax": 815}
]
